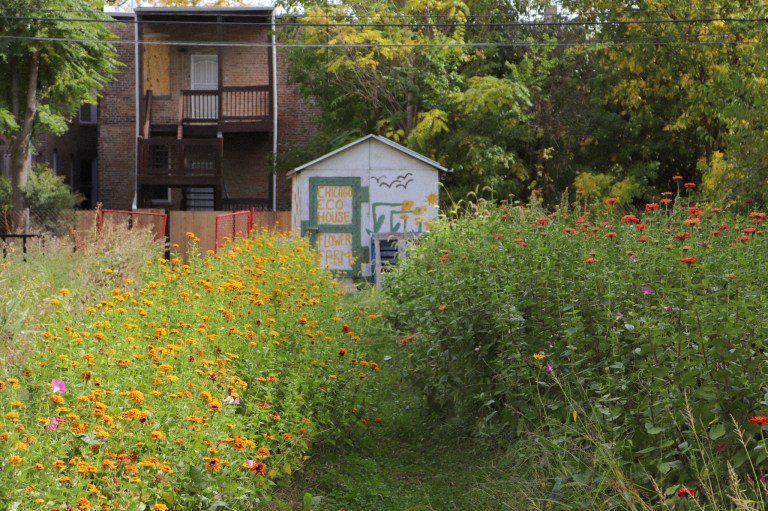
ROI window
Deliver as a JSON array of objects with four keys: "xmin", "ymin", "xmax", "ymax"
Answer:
[{"xmin": 79, "ymin": 103, "xmax": 98, "ymax": 125}]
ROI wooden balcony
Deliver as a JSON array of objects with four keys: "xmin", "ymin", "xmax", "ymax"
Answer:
[
  {"xmin": 180, "ymin": 85, "xmax": 272, "ymax": 132},
  {"xmin": 138, "ymin": 137, "xmax": 223, "ymax": 187}
]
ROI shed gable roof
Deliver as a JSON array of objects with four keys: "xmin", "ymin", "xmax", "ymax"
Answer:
[{"xmin": 286, "ymin": 134, "xmax": 451, "ymax": 178}]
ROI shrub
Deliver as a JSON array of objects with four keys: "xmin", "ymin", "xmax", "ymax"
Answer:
[
  {"xmin": 0, "ymin": 230, "xmax": 380, "ymax": 509},
  {"xmin": 383, "ymin": 189, "xmax": 768, "ymax": 503}
]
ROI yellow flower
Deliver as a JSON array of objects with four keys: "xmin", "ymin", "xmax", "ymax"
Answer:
[
  {"xmin": 149, "ymin": 430, "xmax": 164, "ymax": 440},
  {"xmin": 154, "ymin": 505, "xmax": 169, "ymax": 511},
  {"xmin": 533, "ymin": 352, "xmax": 546, "ymax": 360}
]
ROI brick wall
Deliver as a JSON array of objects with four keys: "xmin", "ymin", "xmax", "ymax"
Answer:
[
  {"xmin": 223, "ymin": 133, "xmax": 271, "ymax": 199},
  {"xmin": 275, "ymin": 47, "xmax": 319, "ymax": 210},
  {"xmin": 97, "ymin": 20, "xmax": 137, "ymax": 210}
]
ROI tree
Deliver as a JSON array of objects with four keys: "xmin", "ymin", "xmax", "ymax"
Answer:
[
  {"xmin": 108, "ymin": 0, "xmax": 251, "ymax": 6},
  {"xmin": 559, "ymin": 0, "xmax": 768, "ymax": 203},
  {"xmin": 0, "ymin": 0, "xmax": 120, "ymax": 212},
  {"xmin": 279, "ymin": 0, "xmax": 538, "ymax": 200}
]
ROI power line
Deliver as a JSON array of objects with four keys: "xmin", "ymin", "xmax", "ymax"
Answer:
[
  {"xmin": 0, "ymin": 33, "xmax": 751, "ymax": 48},
  {"xmin": 0, "ymin": 12, "xmax": 766, "ymax": 29}
]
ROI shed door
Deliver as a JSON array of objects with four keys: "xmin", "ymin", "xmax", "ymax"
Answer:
[
  {"xmin": 191, "ymin": 55, "xmax": 218, "ymax": 119},
  {"xmin": 305, "ymin": 177, "xmax": 369, "ymax": 274}
]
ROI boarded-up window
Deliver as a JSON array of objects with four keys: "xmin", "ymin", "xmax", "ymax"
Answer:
[{"xmin": 143, "ymin": 41, "xmax": 170, "ymax": 96}]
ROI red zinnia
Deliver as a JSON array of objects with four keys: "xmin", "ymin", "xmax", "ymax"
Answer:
[
  {"xmin": 439, "ymin": 254, "xmax": 449, "ymax": 261},
  {"xmin": 604, "ymin": 232, "xmax": 617, "ymax": 238},
  {"xmin": 583, "ymin": 257, "xmax": 597, "ymax": 263},
  {"xmin": 438, "ymin": 304, "xmax": 448, "ymax": 311},
  {"xmin": 677, "ymin": 487, "xmax": 696, "ymax": 497},
  {"xmin": 562, "ymin": 228, "xmax": 577, "ymax": 234},
  {"xmin": 635, "ymin": 223, "xmax": 646, "ymax": 231},
  {"xmin": 645, "ymin": 203, "xmax": 659, "ymax": 211},
  {"xmin": 493, "ymin": 233, "xmax": 503, "ymax": 239},
  {"xmin": 684, "ymin": 182, "xmax": 696, "ymax": 189},
  {"xmin": 672, "ymin": 175, "xmax": 683, "ymax": 180},
  {"xmin": 679, "ymin": 256, "xmax": 699, "ymax": 264},
  {"xmin": 536, "ymin": 217, "xmax": 550, "ymax": 225},
  {"xmin": 621, "ymin": 215, "xmax": 640, "ymax": 224},
  {"xmin": 604, "ymin": 197, "xmax": 619, "ymax": 205},
  {"xmin": 750, "ymin": 416, "xmax": 768, "ymax": 425},
  {"xmin": 660, "ymin": 198, "xmax": 673, "ymax": 204},
  {"xmin": 399, "ymin": 335, "xmax": 414, "ymax": 345}
]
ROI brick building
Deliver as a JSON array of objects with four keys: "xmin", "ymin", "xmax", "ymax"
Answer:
[{"xmin": 40, "ymin": 4, "xmax": 315, "ymax": 211}]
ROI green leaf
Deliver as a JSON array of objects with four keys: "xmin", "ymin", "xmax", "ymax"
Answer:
[
  {"xmin": 709, "ymin": 423, "xmax": 726, "ymax": 440},
  {"xmin": 645, "ymin": 422, "xmax": 664, "ymax": 435}
]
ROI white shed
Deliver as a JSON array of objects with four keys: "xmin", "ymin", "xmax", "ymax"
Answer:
[{"xmin": 288, "ymin": 134, "xmax": 449, "ymax": 277}]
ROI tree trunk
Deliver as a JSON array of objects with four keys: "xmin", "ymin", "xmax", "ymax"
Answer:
[{"xmin": 9, "ymin": 50, "xmax": 40, "ymax": 214}]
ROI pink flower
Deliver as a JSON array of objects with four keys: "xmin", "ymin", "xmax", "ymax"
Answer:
[
  {"xmin": 47, "ymin": 417, "xmax": 60, "ymax": 431},
  {"xmin": 223, "ymin": 396, "xmax": 240, "ymax": 405},
  {"xmin": 545, "ymin": 362, "xmax": 554, "ymax": 373},
  {"xmin": 616, "ymin": 312, "xmax": 624, "ymax": 319},
  {"xmin": 51, "ymin": 379, "xmax": 66, "ymax": 394},
  {"xmin": 641, "ymin": 287, "xmax": 652, "ymax": 295}
]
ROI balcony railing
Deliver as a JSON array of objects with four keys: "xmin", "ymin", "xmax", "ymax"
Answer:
[
  {"xmin": 138, "ymin": 137, "xmax": 223, "ymax": 185},
  {"xmin": 181, "ymin": 85, "xmax": 271, "ymax": 124}
]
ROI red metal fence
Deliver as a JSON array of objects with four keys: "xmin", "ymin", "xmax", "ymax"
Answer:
[
  {"xmin": 214, "ymin": 209, "xmax": 254, "ymax": 252},
  {"xmin": 99, "ymin": 209, "xmax": 168, "ymax": 241}
]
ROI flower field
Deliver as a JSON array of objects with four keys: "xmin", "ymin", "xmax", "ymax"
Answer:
[
  {"xmin": 0, "ymin": 231, "xmax": 378, "ymax": 510},
  {"xmin": 384, "ymin": 186, "xmax": 768, "ymax": 507}
]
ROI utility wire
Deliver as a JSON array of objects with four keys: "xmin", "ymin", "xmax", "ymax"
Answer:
[
  {"xmin": 3, "ymin": 4, "xmax": 768, "ymax": 18},
  {"xmin": 0, "ymin": 33, "xmax": 750, "ymax": 48},
  {"xmin": 0, "ymin": 12, "xmax": 766, "ymax": 28}
]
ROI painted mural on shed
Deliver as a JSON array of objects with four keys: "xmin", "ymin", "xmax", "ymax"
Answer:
[{"xmin": 288, "ymin": 134, "xmax": 450, "ymax": 277}]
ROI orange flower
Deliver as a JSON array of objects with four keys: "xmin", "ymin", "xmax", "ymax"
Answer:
[
  {"xmin": 438, "ymin": 304, "xmax": 448, "ymax": 311},
  {"xmin": 128, "ymin": 390, "xmax": 144, "ymax": 404},
  {"xmin": 604, "ymin": 197, "xmax": 619, "ymax": 204},
  {"xmin": 583, "ymin": 257, "xmax": 597, "ymax": 263},
  {"xmin": 338, "ymin": 348, "xmax": 347, "ymax": 357},
  {"xmin": 399, "ymin": 335, "xmax": 414, "ymax": 345},
  {"xmin": 205, "ymin": 458, "xmax": 224, "ymax": 471}
]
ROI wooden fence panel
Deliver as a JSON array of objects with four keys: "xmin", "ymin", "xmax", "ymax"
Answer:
[{"xmin": 73, "ymin": 210, "xmax": 292, "ymax": 258}]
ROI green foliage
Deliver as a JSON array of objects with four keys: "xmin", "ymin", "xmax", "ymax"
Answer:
[
  {"xmin": 0, "ymin": 176, "xmax": 10, "ymax": 207},
  {"xmin": 0, "ymin": 0, "xmax": 120, "ymax": 208},
  {"xmin": 0, "ymin": 229, "xmax": 381, "ymax": 509},
  {"xmin": 383, "ymin": 186, "xmax": 768, "ymax": 504},
  {"xmin": 0, "ymin": 163, "xmax": 83, "ymax": 232},
  {"xmin": 278, "ymin": 0, "xmax": 534, "ymax": 199},
  {"xmin": 23, "ymin": 163, "xmax": 84, "ymax": 210}
]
